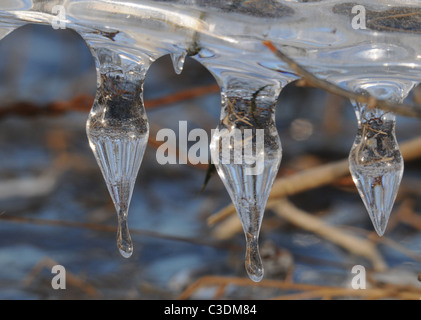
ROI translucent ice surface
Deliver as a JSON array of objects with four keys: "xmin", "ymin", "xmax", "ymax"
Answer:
[
  {"xmin": 346, "ymin": 81, "xmax": 417, "ymax": 236},
  {"xmin": 210, "ymin": 78, "xmax": 284, "ymax": 281},
  {"xmin": 86, "ymin": 48, "xmax": 150, "ymax": 257}
]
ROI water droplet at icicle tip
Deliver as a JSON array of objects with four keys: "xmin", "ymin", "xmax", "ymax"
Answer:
[
  {"xmin": 86, "ymin": 47, "xmax": 150, "ymax": 258},
  {"xmin": 170, "ymin": 51, "xmax": 187, "ymax": 75},
  {"xmin": 117, "ymin": 209, "xmax": 133, "ymax": 258},
  {"xmin": 209, "ymin": 77, "xmax": 283, "ymax": 282},
  {"xmin": 347, "ymin": 82, "xmax": 415, "ymax": 236},
  {"xmin": 245, "ymin": 232, "xmax": 264, "ymax": 282}
]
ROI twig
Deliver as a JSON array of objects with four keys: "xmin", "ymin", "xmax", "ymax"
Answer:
[
  {"xmin": 23, "ymin": 257, "xmax": 100, "ymax": 298},
  {"xmin": 178, "ymin": 275, "xmax": 421, "ymax": 300},
  {"xmin": 395, "ymin": 198, "xmax": 421, "ymax": 231},
  {"xmin": 377, "ymin": 236, "xmax": 421, "ymax": 265},
  {"xmin": 344, "ymin": 225, "xmax": 421, "ymax": 265},
  {"xmin": 270, "ymin": 199, "xmax": 387, "ymax": 272},
  {"xmin": 385, "ymin": 198, "xmax": 414, "ymax": 232},
  {"xmin": 0, "ymin": 214, "xmax": 240, "ymax": 252},
  {"xmin": 208, "ymin": 136, "xmax": 421, "ymax": 226},
  {"xmin": 211, "ymin": 214, "xmax": 243, "ymax": 239},
  {"xmin": 210, "ymin": 201, "xmax": 421, "ymax": 271},
  {"xmin": 271, "ymin": 287, "xmax": 420, "ymax": 300},
  {"xmin": 178, "ymin": 275, "xmax": 326, "ymax": 300},
  {"xmin": 146, "ymin": 83, "xmax": 219, "ymax": 109},
  {"xmin": 0, "ymin": 84, "xmax": 220, "ymax": 119},
  {"xmin": 262, "ymin": 41, "xmax": 421, "ymax": 119}
]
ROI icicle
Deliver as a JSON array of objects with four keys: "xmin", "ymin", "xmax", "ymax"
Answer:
[
  {"xmin": 170, "ymin": 51, "xmax": 187, "ymax": 75},
  {"xmin": 348, "ymin": 83, "xmax": 414, "ymax": 236},
  {"xmin": 210, "ymin": 79, "xmax": 282, "ymax": 282},
  {"xmin": 349, "ymin": 103, "xmax": 402, "ymax": 236},
  {"xmin": 86, "ymin": 48, "xmax": 150, "ymax": 257}
]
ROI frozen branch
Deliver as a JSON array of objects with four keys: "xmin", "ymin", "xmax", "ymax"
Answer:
[{"xmin": 263, "ymin": 41, "xmax": 421, "ymax": 119}]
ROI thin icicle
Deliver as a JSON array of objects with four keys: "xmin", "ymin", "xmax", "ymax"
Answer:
[
  {"xmin": 210, "ymin": 78, "xmax": 282, "ymax": 282},
  {"xmin": 86, "ymin": 48, "xmax": 150, "ymax": 257}
]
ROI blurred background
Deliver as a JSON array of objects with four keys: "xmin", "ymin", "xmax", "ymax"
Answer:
[{"xmin": 1, "ymin": 24, "xmax": 421, "ymax": 299}]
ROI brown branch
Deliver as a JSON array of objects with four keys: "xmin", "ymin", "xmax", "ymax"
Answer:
[
  {"xmin": 178, "ymin": 275, "xmax": 326, "ymax": 300},
  {"xmin": 343, "ymin": 224, "xmax": 421, "ymax": 265},
  {"xmin": 270, "ymin": 199, "xmax": 387, "ymax": 272},
  {"xmin": 211, "ymin": 198, "xmax": 387, "ymax": 271},
  {"xmin": 23, "ymin": 257, "xmax": 100, "ymax": 298},
  {"xmin": 0, "ymin": 83, "xmax": 220, "ymax": 119},
  {"xmin": 146, "ymin": 83, "xmax": 219, "ymax": 109},
  {"xmin": 271, "ymin": 287, "xmax": 421, "ymax": 300},
  {"xmin": 0, "ymin": 214, "xmax": 240, "ymax": 252},
  {"xmin": 0, "ymin": 85, "xmax": 218, "ymax": 171},
  {"xmin": 0, "ymin": 94, "xmax": 94, "ymax": 118},
  {"xmin": 178, "ymin": 275, "xmax": 421, "ymax": 300},
  {"xmin": 262, "ymin": 41, "xmax": 421, "ymax": 119}
]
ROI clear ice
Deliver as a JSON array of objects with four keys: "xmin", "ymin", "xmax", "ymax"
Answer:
[
  {"xmin": 2, "ymin": 0, "xmax": 421, "ymax": 279},
  {"xmin": 170, "ymin": 51, "xmax": 187, "ymax": 75},
  {"xmin": 348, "ymin": 83, "xmax": 414, "ymax": 236},
  {"xmin": 210, "ymin": 79, "xmax": 282, "ymax": 282},
  {"xmin": 349, "ymin": 104, "xmax": 402, "ymax": 236},
  {"xmin": 86, "ymin": 48, "xmax": 150, "ymax": 257}
]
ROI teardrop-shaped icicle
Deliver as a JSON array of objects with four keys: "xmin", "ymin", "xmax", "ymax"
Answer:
[
  {"xmin": 87, "ymin": 48, "xmax": 150, "ymax": 257},
  {"xmin": 347, "ymin": 82, "xmax": 414, "ymax": 236},
  {"xmin": 210, "ymin": 79, "xmax": 282, "ymax": 282},
  {"xmin": 170, "ymin": 51, "xmax": 187, "ymax": 75}
]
